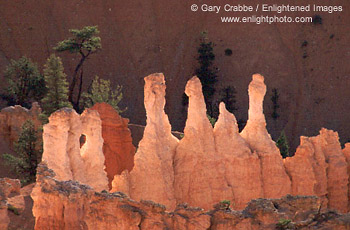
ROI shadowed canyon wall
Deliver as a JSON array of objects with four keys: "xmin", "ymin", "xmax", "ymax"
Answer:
[{"xmin": 1, "ymin": 0, "xmax": 350, "ymax": 151}]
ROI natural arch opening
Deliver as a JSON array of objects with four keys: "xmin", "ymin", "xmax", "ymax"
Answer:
[{"xmin": 80, "ymin": 134, "xmax": 86, "ymax": 148}]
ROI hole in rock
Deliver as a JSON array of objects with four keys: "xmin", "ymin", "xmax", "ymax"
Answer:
[{"xmin": 80, "ymin": 134, "xmax": 86, "ymax": 148}]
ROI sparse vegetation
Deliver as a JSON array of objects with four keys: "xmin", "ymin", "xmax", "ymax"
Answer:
[
  {"xmin": 276, "ymin": 130, "xmax": 290, "ymax": 158},
  {"xmin": 81, "ymin": 75, "xmax": 126, "ymax": 113},
  {"xmin": 313, "ymin": 15, "xmax": 323, "ymax": 25},
  {"xmin": 219, "ymin": 86, "xmax": 238, "ymax": 114},
  {"xmin": 1, "ymin": 56, "xmax": 46, "ymax": 108},
  {"xmin": 301, "ymin": 40, "xmax": 308, "ymax": 48},
  {"xmin": 276, "ymin": 218, "xmax": 293, "ymax": 229},
  {"xmin": 220, "ymin": 200, "xmax": 231, "ymax": 206},
  {"xmin": 207, "ymin": 114, "xmax": 217, "ymax": 127},
  {"xmin": 195, "ymin": 31, "xmax": 218, "ymax": 117},
  {"xmin": 215, "ymin": 199, "xmax": 231, "ymax": 210},
  {"xmin": 2, "ymin": 120, "xmax": 42, "ymax": 185},
  {"xmin": 224, "ymin": 48, "xmax": 232, "ymax": 56},
  {"xmin": 271, "ymin": 88, "xmax": 280, "ymax": 120},
  {"xmin": 54, "ymin": 25, "xmax": 102, "ymax": 111},
  {"xmin": 8, "ymin": 205, "xmax": 20, "ymax": 215}
]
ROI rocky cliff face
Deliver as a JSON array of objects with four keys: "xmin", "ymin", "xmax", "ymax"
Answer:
[
  {"xmin": 0, "ymin": 102, "xmax": 42, "ymax": 146},
  {"xmin": 30, "ymin": 163, "xmax": 350, "ymax": 230}
]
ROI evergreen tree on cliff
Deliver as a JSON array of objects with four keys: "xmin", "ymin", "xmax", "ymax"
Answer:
[
  {"xmin": 1, "ymin": 56, "xmax": 46, "ymax": 108},
  {"xmin": 41, "ymin": 54, "xmax": 72, "ymax": 116},
  {"xmin": 2, "ymin": 120, "xmax": 42, "ymax": 184},
  {"xmin": 219, "ymin": 86, "xmax": 238, "ymax": 114},
  {"xmin": 276, "ymin": 130, "xmax": 290, "ymax": 158},
  {"xmin": 54, "ymin": 25, "xmax": 101, "ymax": 111},
  {"xmin": 195, "ymin": 31, "xmax": 218, "ymax": 116}
]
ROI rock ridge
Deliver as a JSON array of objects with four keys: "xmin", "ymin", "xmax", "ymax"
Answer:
[{"xmin": 30, "ymin": 163, "xmax": 350, "ymax": 230}]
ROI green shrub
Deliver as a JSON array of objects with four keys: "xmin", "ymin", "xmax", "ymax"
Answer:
[
  {"xmin": 220, "ymin": 200, "xmax": 231, "ymax": 206},
  {"xmin": 276, "ymin": 218, "xmax": 292, "ymax": 229},
  {"xmin": 81, "ymin": 76, "xmax": 126, "ymax": 113},
  {"xmin": 8, "ymin": 205, "xmax": 20, "ymax": 215},
  {"xmin": 207, "ymin": 114, "xmax": 217, "ymax": 127}
]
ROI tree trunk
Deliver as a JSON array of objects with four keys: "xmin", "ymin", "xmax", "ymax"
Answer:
[
  {"xmin": 76, "ymin": 67, "xmax": 84, "ymax": 112},
  {"xmin": 68, "ymin": 55, "xmax": 86, "ymax": 110}
]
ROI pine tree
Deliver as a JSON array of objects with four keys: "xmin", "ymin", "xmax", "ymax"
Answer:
[
  {"xmin": 207, "ymin": 114, "xmax": 217, "ymax": 127},
  {"xmin": 2, "ymin": 120, "xmax": 42, "ymax": 184},
  {"xmin": 219, "ymin": 86, "xmax": 238, "ymax": 114},
  {"xmin": 41, "ymin": 54, "xmax": 72, "ymax": 116},
  {"xmin": 54, "ymin": 25, "xmax": 102, "ymax": 111},
  {"xmin": 195, "ymin": 32, "xmax": 218, "ymax": 116},
  {"xmin": 276, "ymin": 130, "xmax": 290, "ymax": 158},
  {"xmin": 1, "ymin": 56, "xmax": 46, "ymax": 108},
  {"xmin": 271, "ymin": 88, "xmax": 280, "ymax": 120},
  {"xmin": 81, "ymin": 75, "xmax": 126, "ymax": 113}
]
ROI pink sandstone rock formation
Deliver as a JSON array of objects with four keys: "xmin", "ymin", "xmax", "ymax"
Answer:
[
  {"xmin": 27, "ymin": 72, "xmax": 350, "ymax": 227},
  {"xmin": 343, "ymin": 143, "xmax": 350, "ymax": 212},
  {"xmin": 286, "ymin": 129, "xmax": 349, "ymax": 213},
  {"xmin": 213, "ymin": 102, "xmax": 263, "ymax": 209},
  {"xmin": 112, "ymin": 73, "xmax": 350, "ymax": 212},
  {"xmin": 112, "ymin": 73, "xmax": 179, "ymax": 210},
  {"xmin": 284, "ymin": 137, "xmax": 317, "ymax": 197},
  {"xmin": 42, "ymin": 108, "xmax": 85, "ymax": 182},
  {"xmin": 31, "ymin": 163, "xmax": 350, "ymax": 230},
  {"xmin": 80, "ymin": 109, "xmax": 109, "ymax": 191},
  {"xmin": 42, "ymin": 108, "xmax": 108, "ymax": 191},
  {"xmin": 240, "ymin": 74, "xmax": 292, "ymax": 198},
  {"xmin": 0, "ymin": 102, "xmax": 42, "ymax": 146},
  {"xmin": 317, "ymin": 129, "xmax": 348, "ymax": 213},
  {"xmin": 90, "ymin": 103, "xmax": 135, "ymax": 189},
  {"xmin": 174, "ymin": 76, "xmax": 232, "ymax": 210}
]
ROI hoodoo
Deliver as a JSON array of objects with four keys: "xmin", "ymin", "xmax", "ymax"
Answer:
[
  {"xmin": 112, "ymin": 73, "xmax": 178, "ymax": 210},
  {"xmin": 241, "ymin": 74, "xmax": 292, "ymax": 198}
]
